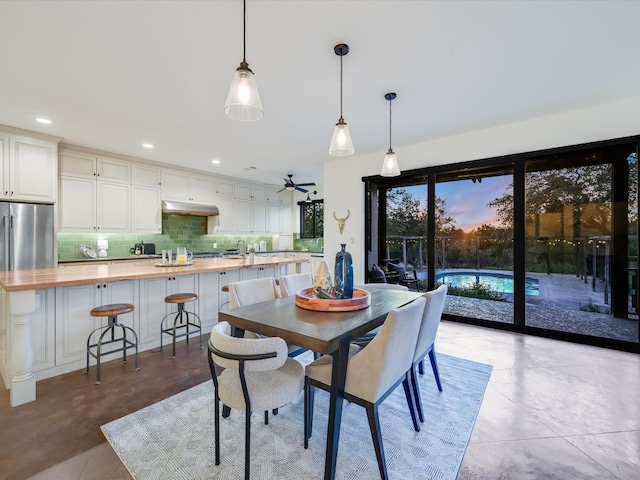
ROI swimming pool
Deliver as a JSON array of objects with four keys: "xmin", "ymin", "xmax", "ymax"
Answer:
[{"xmin": 433, "ymin": 271, "xmax": 539, "ymax": 296}]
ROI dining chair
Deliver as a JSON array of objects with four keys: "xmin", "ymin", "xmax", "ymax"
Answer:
[
  {"xmin": 409, "ymin": 284, "xmax": 448, "ymax": 424},
  {"xmin": 228, "ymin": 277, "xmax": 307, "ymax": 357},
  {"xmin": 304, "ymin": 296, "xmax": 426, "ymax": 480},
  {"xmin": 208, "ymin": 321, "xmax": 304, "ymax": 480},
  {"xmin": 351, "ymin": 283, "xmax": 409, "ymax": 348},
  {"xmin": 278, "ymin": 272, "xmax": 314, "ymax": 297}
]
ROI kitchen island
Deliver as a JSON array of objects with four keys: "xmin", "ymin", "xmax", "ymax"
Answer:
[{"xmin": 0, "ymin": 255, "xmax": 307, "ymax": 406}]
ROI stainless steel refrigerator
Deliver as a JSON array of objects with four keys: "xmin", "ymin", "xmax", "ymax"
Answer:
[{"xmin": 1, "ymin": 202, "xmax": 55, "ymax": 271}]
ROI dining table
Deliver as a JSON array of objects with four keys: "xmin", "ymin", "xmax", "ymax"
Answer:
[{"xmin": 219, "ymin": 286, "xmax": 423, "ymax": 480}]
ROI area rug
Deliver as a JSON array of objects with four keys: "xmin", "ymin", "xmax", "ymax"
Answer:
[{"xmin": 102, "ymin": 353, "xmax": 492, "ymax": 479}]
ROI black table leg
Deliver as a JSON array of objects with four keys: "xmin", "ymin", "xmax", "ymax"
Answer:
[{"xmin": 324, "ymin": 336, "xmax": 350, "ymax": 480}]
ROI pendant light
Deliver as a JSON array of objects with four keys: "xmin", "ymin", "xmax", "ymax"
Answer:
[
  {"xmin": 224, "ymin": 0, "xmax": 263, "ymax": 122},
  {"xmin": 329, "ymin": 44, "xmax": 354, "ymax": 156},
  {"xmin": 380, "ymin": 92, "xmax": 400, "ymax": 177}
]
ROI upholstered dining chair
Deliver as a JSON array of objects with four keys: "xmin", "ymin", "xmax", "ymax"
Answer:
[
  {"xmin": 228, "ymin": 277, "xmax": 307, "ymax": 357},
  {"xmin": 351, "ymin": 283, "xmax": 409, "ymax": 348},
  {"xmin": 304, "ymin": 296, "xmax": 426, "ymax": 480},
  {"xmin": 410, "ymin": 284, "xmax": 448, "ymax": 423},
  {"xmin": 208, "ymin": 321, "xmax": 304, "ymax": 480},
  {"xmin": 279, "ymin": 272, "xmax": 314, "ymax": 297}
]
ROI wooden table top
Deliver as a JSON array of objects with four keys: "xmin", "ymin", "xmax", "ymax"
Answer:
[
  {"xmin": 219, "ymin": 288, "xmax": 423, "ymax": 354},
  {"xmin": 0, "ymin": 256, "xmax": 305, "ymax": 291}
]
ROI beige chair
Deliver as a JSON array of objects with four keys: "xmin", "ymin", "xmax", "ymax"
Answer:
[
  {"xmin": 304, "ymin": 296, "xmax": 426, "ymax": 480},
  {"xmin": 410, "ymin": 284, "xmax": 448, "ymax": 423},
  {"xmin": 228, "ymin": 277, "xmax": 307, "ymax": 357},
  {"xmin": 229, "ymin": 277, "xmax": 282, "ymax": 308},
  {"xmin": 208, "ymin": 321, "xmax": 304, "ymax": 480},
  {"xmin": 351, "ymin": 283, "xmax": 409, "ymax": 348},
  {"xmin": 279, "ymin": 272, "xmax": 314, "ymax": 297}
]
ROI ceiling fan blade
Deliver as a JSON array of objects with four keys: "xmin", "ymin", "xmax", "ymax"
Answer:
[
  {"xmin": 296, "ymin": 182, "xmax": 316, "ymax": 187},
  {"xmin": 277, "ymin": 187, "xmax": 286, "ymax": 193},
  {"xmin": 294, "ymin": 186, "xmax": 309, "ymax": 193}
]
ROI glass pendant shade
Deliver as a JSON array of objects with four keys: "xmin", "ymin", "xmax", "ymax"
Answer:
[
  {"xmin": 329, "ymin": 117, "xmax": 355, "ymax": 156},
  {"xmin": 224, "ymin": 62, "xmax": 263, "ymax": 122},
  {"xmin": 380, "ymin": 148, "xmax": 401, "ymax": 176}
]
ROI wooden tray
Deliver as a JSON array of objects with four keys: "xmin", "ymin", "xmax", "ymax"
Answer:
[{"xmin": 295, "ymin": 288, "xmax": 370, "ymax": 312}]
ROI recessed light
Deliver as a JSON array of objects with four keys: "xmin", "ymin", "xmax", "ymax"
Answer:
[
  {"xmin": 36, "ymin": 118, "xmax": 51, "ymax": 124},
  {"xmin": 143, "ymin": 143, "xmax": 153, "ymax": 149},
  {"xmin": 212, "ymin": 159, "xmax": 221, "ymax": 164}
]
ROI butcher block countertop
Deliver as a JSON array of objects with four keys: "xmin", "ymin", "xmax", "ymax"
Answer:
[{"xmin": 0, "ymin": 256, "xmax": 305, "ymax": 292}]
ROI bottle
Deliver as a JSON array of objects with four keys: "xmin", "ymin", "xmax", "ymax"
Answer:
[{"xmin": 334, "ymin": 244, "xmax": 354, "ymax": 299}]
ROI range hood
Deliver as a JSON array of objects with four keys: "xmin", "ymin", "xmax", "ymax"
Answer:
[{"xmin": 161, "ymin": 201, "xmax": 219, "ymax": 216}]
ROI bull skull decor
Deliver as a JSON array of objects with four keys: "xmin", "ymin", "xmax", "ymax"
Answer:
[{"xmin": 333, "ymin": 210, "xmax": 350, "ymax": 234}]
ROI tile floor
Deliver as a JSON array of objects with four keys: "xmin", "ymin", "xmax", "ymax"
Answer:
[{"xmin": 28, "ymin": 322, "xmax": 640, "ymax": 480}]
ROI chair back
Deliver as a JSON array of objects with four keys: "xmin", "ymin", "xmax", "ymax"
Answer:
[
  {"xmin": 354, "ymin": 283, "xmax": 409, "ymax": 291},
  {"xmin": 279, "ymin": 273, "xmax": 314, "ymax": 297},
  {"xmin": 346, "ymin": 296, "xmax": 425, "ymax": 402},
  {"xmin": 209, "ymin": 321, "xmax": 287, "ymax": 372},
  {"xmin": 413, "ymin": 284, "xmax": 448, "ymax": 363},
  {"xmin": 229, "ymin": 277, "xmax": 281, "ymax": 308}
]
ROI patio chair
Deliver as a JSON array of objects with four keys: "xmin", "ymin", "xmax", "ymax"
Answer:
[
  {"xmin": 304, "ymin": 296, "xmax": 426, "ymax": 479},
  {"xmin": 385, "ymin": 260, "xmax": 421, "ymax": 291},
  {"xmin": 208, "ymin": 321, "xmax": 304, "ymax": 480}
]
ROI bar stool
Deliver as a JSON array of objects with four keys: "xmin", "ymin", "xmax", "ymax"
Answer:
[
  {"xmin": 160, "ymin": 293, "xmax": 202, "ymax": 358},
  {"xmin": 86, "ymin": 303, "xmax": 140, "ymax": 385}
]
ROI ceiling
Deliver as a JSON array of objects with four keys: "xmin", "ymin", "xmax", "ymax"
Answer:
[{"xmin": 2, "ymin": 1, "xmax": 640, "ymax": 192}]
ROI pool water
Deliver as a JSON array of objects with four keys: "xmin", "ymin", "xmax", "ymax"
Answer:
[{"xmin": 431, "ymin": 272, "xmax": 539, "ymax": 296}]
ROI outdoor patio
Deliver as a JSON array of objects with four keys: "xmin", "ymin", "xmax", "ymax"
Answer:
[{"xmin": 440, "ymin": 271, "xmax": 639, "ymax": 343}]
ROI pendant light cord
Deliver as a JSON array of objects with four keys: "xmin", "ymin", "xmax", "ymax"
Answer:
[
  {"xmin": 243, "ymin": 0, "xmax": 247, "ymax": 62},
  {"xmin": 339, "ymin": 54, "xmax": 343, "ymax": 118},
  {"xmin": 389, "ymin": 96, "xmax": 392, "ymax": 151}
]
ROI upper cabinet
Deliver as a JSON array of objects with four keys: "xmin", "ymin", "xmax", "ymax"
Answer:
[
  {"xmin": 162, "ymin": 169, "xmax": 215, "ymax": 204},
  {"xmin": 59, "ymin": 150, "xmax": 131, "ymax": 233},
  {"xmin": 0, "ymin": 133, "xmax": 57, "ymax": 203},
  {"xmin": 132, "ymin": 164, "xmax": 162, "ymax": 187}
]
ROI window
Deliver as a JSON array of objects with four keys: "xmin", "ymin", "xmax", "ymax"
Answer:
[{"xmin": 299, "ymin": 199, "xmax": 324, "ymax": 238}]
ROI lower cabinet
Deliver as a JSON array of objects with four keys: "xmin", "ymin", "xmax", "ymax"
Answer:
[
  {"xmin": 138, "ymin": 275, "xmax": 196, "ymax": 344},
  {"xmin": 55, "ymin": 281, "xmax": 136, "ymax": 366}
]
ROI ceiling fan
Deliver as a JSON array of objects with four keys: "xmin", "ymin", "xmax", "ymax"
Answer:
[{"xmin": 278, "ymin": 174, "xmax": 316, "ymax": 193}]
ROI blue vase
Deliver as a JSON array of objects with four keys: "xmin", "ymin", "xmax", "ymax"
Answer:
[{"xmin": 334, "ymin": 244, "xmax": 354, "ymax": 299}]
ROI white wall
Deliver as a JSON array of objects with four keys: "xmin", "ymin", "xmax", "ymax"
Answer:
[{"xmin": 323, "ymin": 94, "xmax": 640, "ymax": 283}]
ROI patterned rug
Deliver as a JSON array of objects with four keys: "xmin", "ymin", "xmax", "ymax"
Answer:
[{"xmin": 102, "ymin": 353, "xmax": 492, "ymax": 479}]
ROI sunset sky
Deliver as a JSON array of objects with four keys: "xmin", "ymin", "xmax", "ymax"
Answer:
[{"xmin": 401, "ymin": 175, "xmax": 512, "ymax": 233}]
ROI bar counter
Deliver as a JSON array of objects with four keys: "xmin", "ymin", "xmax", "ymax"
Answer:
[{"xmin": 0, "ymin": 256, "xmax": 307, "ymax": 407}]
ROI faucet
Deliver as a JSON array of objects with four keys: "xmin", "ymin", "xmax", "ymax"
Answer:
[{"xmin": 236, "ymin": 239, "xmax": 245, "ymax": 257}]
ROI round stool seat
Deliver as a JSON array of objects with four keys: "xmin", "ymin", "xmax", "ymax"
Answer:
[
  {"xmin": 221, "ymin": 285, "xmax": 229, "ymax": 293},
  {"xmin": 165, "ymin": 293, "xmax": 197, "ymax": 304},
  {"xmin": 90, "ymin": 303, "xmax": 134, "ymax": 317}
]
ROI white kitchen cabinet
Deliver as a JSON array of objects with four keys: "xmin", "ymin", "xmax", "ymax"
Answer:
[
  {"xmin": 138, "ymin": 275, "xmax": 197, "ymax": 345},
  {"xmin": 267, "ymin": 204, "xmax": 280, "ymax": 233},
  {"xmin": 215, "ymin": 179, "xmax": 234, "ymax": 197},
  {"xmin": 235, "ymin": 199, "xmax": 267, "ymax": 234},
  {"xmin": 235, "ymin": 183, "xmax": 267, "ymax": 202},
  {"xmin": 132, "ymin": 164, "xmax": 162, "ymax": 187},
  {"xmin": 197, "ymin": 272, "xmax": 220, "ymax": 329},
  {"xmin": 59, "ymin": 175, "xmax": 131, "ymax": 232},
  {"xmin": 55, "ymin": 281, "xmax": 136, "ymax": 366},
  {"xmin": 279, "ymin": 204, "xmax": 293, "ymax": 233},
  {"xmin": 132, "ymin": 185, "xmax": 162, "ymax": 234},
  {"xmin": 216, "ymin": 269, "xmax": 241, "ymax": 312},
  {"xmin": 60, "ymin": 150, "xmax": 131, "ymax": 183},
  {"xmin": 162, "ymin": 169, "xmax": 215, "ymax": 204},
  {"xmin": 211, "ymin": 195, "xmax": 234, "ymax": 233},
  {"xmin": 0, "ymin": 134, "xmax": 57, "ymax": 202}
]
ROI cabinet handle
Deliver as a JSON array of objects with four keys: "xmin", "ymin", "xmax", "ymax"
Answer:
[{"xmin": 10, "ymin": 191, "xmax": 13, "ymax": 196}]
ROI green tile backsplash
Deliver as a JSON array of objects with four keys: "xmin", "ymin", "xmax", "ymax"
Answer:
[{"xmin": 58, "ymin": 214, "xmax": 274, "ymax": 259}]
